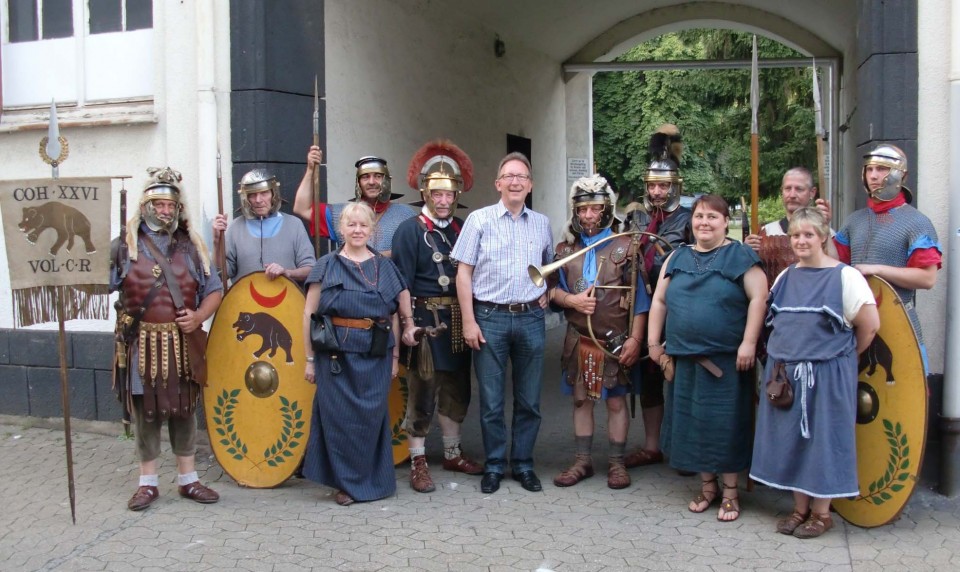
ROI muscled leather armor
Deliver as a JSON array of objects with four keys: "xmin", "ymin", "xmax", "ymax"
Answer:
[{"xmin": 119, "ymin": 231, "xmax": 203, "ymax": 421}]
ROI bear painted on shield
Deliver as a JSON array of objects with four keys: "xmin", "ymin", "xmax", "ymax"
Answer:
[{"xmin": 233, "ymin": 312, "xmax": 294, "ymax": 364}]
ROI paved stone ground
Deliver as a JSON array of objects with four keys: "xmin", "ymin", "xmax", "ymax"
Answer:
[{"xmin": 2, "ymin": 326, "xmax": 959, "ymax": 571}]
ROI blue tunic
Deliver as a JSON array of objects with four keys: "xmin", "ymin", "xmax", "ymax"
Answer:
[
  {"xmin": 302, "ymin": 250, "xmax": 406, "ymax": 501},
  {"xmin": 659, "ymin": 243, "xmax": 759, "ymax": 473},
  {"xmin": 750, "ymin": 265, "xmax": 860, "ymax": 498}
]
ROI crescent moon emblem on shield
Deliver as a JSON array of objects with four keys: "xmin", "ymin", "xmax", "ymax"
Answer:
[{"xmin": 249, "ymin": 281, "xmax": 288, "ymax": 308}]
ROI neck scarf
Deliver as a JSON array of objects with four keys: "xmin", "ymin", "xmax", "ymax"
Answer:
[
  {"xmin": 581, "ymin": 227, "xmax": 613, "ymax": 286},
  {"xmin": 867, "ymin": 192, "xmax": 906, "ymax": 214}
]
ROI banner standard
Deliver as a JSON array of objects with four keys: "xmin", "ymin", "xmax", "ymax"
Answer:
[{"xmin": 0, "ymin": 178, "xmax": 113, "ymax": 327}]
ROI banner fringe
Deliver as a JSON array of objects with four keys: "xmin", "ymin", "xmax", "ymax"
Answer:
[{"xmin": 13, "ymin": 285, "xmax": 110, "ymax": 328}]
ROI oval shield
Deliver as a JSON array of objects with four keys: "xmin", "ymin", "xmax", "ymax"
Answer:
[
  {"xmin": 833, "ymin": 276, "xmax": 928, "ymax": 528},
  {"xmin": 204, "ymin": 272, "xmax": 315, "ymax": 488}
]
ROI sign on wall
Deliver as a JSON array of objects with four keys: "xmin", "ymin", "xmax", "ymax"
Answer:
[
  {"xmin": 0, "ymin": 178, "xmax": 112, "ymax": 326},
  {"xmin": 567, "ymin": 158, "xmax": 589, "ymax": 180}
]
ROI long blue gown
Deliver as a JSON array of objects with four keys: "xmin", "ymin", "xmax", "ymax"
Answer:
[{"xmin": 302, "ymin": 251, "xmax": 406, "ymax": 501}]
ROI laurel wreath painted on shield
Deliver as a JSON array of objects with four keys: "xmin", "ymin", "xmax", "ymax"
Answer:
[
  {"xmin": 212, "ymin": 389, "xmax": 305, "ymax": 468},
  {"xmin": 857, "ymin": 419, "xmax": 911, "ymax": 505}
]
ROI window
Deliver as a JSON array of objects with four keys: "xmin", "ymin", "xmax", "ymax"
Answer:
[{"xmin": 2, "ymin": 0, "xmax": 153, "ymax": 109}]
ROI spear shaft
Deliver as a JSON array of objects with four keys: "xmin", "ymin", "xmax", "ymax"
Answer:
[
  {"xmin": 216, "ymin": 147, "xmax": 228, "ymax": 282},
  {"xmin": 312, "ymin": 76, "xmax": 321, "ymax": 258}
]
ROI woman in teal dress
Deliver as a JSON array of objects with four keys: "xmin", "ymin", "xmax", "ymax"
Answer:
[{"xmin": 647, "ymin": 195, "xmax": 767, "ymax": 522}]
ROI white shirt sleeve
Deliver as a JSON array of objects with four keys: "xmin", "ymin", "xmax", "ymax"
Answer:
[{"xmin": 840, "ymin": 265, "xmax": 876, "ymax": 325}]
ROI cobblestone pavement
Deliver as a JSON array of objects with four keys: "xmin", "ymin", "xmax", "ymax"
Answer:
[{"xmin": 2, "ymin": 327, "xmax": 959, "ymax": 571}]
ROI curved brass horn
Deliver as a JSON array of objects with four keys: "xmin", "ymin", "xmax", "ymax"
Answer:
[{"xmin": 528, "ymin": 231, "xmax": 670, "ymax": 288}]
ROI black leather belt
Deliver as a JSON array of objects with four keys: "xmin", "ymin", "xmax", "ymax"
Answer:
[{"xmin": 473, "ymin": 299, "xmax": 537, "ymax": 313}]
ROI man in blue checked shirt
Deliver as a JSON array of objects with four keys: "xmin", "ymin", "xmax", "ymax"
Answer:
[{"xmin": 451, "ymin": 152, "xmax": 554, "ymax": 495}]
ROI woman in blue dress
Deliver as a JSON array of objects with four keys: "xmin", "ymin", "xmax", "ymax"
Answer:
[
  {"xmin": 302, "ymin": 202, "xmax": 415, "ymax": 506},
  {"xmin": 647, "ymin": 195, "xmax": 767, "ymax": 522},
  {"xmin": 750, "ymin": 207, "xmax": 878, "ymax": 538}
]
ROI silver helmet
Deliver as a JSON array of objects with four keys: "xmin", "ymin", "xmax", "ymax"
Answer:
[
  {"xmin": 643, "ymin": 124, "xmax": 684, "ymax": 213},
  {"xmin": 862, "ymin": 144, "xmax": 910, "ymax": 202},
  {"xmin": 141, "ymin": 166, "xmax": 184, "ymax": 233},
  {"xmin": 238, "ymin": 168, "xmax": 281, "ymax": 218},
  {"xmin": 569, "ymin": 174, "xmax": 616, "ymax": 235},
  {"xmin": 354, "ymin": 156, "xmax": 392, "ymax": 203}
]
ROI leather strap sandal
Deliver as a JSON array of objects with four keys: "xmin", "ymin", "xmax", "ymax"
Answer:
[
  {"xmin": 776, "ymin": 509, "xmax": 811, "ymax": 535},
  {"xmin": 793, "ymin": 512, "xmax": 834, "ymax": 539},
  {"xmin": 553, "ymin": 455, "xmax": 595, "ymax": 487},
  {"xmin": 607, "ymin": 462, "xmax": 631, "ymax": 490},
  {"xmin": 624, "ymin": 448, "xmax": 664, "ymax": 468},
  {"xmin": 689, "ymin": 477, "xmax": 718, "ymax": 513},
  {"xmin": 717, "ymin": 482, "xmax": 740, "ymax": 522}
]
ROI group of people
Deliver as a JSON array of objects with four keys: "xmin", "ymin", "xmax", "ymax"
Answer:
[{"xmin": 110, "ymin": 127, "xmax": 940, "ymax": 539}]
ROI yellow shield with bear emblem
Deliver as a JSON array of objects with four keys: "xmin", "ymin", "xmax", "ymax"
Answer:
[
  {"xmin": 833, "ymin": 276, "xmax": 927, "ymax": 528},
  {"xmin": 204, "ymin": 272, "xmax": 315, "ymax": 488}
]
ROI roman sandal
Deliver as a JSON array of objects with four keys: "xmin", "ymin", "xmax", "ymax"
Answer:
[
  {"xmin": 776, "ymin": 509, "xmax": 811, "ymax": 535},
  {"xmin": 717, "ymin": 481, "xmax": 740, "ymax": 522},
  {"xmin": 553, "ymin": 455, "xmax": 594, "ymax": 487},
  {"xmin": 688, "ymin": 477, "xmax": 718, "ymax": 513},
  {"xmin": 793, "ymin": 512, "xmax": 834, "ymax": 539}
]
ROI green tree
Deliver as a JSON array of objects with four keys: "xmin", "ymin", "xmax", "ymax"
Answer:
[{"xmin": 594, "ymin": 29, "xmax": 818, "ymax": 211}]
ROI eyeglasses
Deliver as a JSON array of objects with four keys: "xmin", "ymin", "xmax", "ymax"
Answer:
[{"xmin": 498, "ymin": 174, "xmax": 531, "ymax": 182}]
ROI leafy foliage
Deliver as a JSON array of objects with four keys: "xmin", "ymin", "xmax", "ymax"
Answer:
[{"xmin": 594, "ymin": 30, "xmax": 818, "ymax": 206}]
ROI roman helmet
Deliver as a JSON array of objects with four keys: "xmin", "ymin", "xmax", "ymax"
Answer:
[
  {"xmin": 406, "ymin": 140, "xmax": 474, "ymax": 219},
  {"xmin": 126, "ymin": 166, "xmax": 211, "ymax": 274},
  {"xmin": 642, "ymin": 123, "xmax": 684, "ymax": 213},
  {"xmin": 862, "ymin": 144, "xmax": 911, "ymax": 203},
  {"xmin": 140, "ymin": 166, "xmax": 184, "ymax": 233},
  {"xmin": 354, "ymin": 156, "xmax": 392, "ymax": 203},
  {"xmin": 237, "ymin": 168, "xmax": 281, "ymax": 218},
  {"xmin": 568, "ymin": 174, "xmax": 616, "ymax": 236}
]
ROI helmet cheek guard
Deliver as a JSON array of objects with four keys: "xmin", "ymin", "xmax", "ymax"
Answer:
[
  {"xmin": 569, "ymin": 175, "xmax": 616, "ymax": 234},
  {"xmin": 862, "ymin": 144, "xmax": 910, "ymax": 202},
  {"xmin": 407, "ymin": 140, "xmax": 474, "ymax": 218},
  {"xmin": 355, "ymin": 156, "xmax": 392, "ymax": 203},
  {"xmin": 141, "ymin": 167, "xmax": 184, "ymax": 232},
  {"xmin": 238, "ymin": 169, "xmax": 281, "ymax": 218}
]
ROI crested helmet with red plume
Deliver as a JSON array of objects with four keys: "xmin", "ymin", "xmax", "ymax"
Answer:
[{"xmin": 407, "ymin": 139, "xmax": 473, "ymax": 219}]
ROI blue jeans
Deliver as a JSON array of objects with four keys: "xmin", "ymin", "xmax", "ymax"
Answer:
[{"xmin": 472, "ymin": 303, "xmax": 545, "ymax": 474}]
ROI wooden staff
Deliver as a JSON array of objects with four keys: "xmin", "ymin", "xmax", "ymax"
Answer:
[
  {"xmin": 312, "ymin": 76, "xmax": 321, "ymax": 257},
  {"xmin": 749, "ymin": 35, "xmax": 760, "ymax": 232},
  {"xmin": 812, "ymin": 60, "xmax": 827, "ymax": 200},
  {"xmin": 215, "ymin": 146, "xmax": 228, "ymax": 282}
]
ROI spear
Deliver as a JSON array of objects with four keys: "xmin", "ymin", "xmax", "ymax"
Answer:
[
  {"xmin": 215, "ymin": 145, "xmax": 228, "ymax": 281},
  {"xmin": 312, "ymin": 76, "xmax": 321, "ymax": 258},
  {"xmin": 43, "ymin": 100, "xmax": 76, "ymax": 524},
  {"xmin": 749, "ymin": 35, "xmax": 760, "ymax": 232},
  {"xmin": 812, "ymin": 60, "xmax": 827, "ymax": 199},
  {"xmin": 46, "ymin": 100, "xmax": 63, "ymax": 179}
]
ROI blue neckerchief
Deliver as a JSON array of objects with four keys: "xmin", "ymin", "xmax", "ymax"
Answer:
[
  {"xmin": 246, "ymin": 212, "xmax": 284, "ymax": 238},
  {"xmin": 581, "ymin": 227, "xmax": 612, "ymax": 286}
]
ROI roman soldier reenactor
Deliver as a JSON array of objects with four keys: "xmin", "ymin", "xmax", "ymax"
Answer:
[
  {"xmin": 550, "ymin": 174, "xmax": 651, "ymax": 489},
  {"xmin": 392, "ymin": 140, "xmax": 483, "ymax": 493},
  {"xmin": 623, "ymin": 124, "xmax": 693, "ymax": 468},
  {"xmin": 112, "ymin": 167, "xmax": 223, "ymax": 511}
]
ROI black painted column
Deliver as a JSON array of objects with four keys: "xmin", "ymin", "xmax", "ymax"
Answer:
[
  {"xmin": 854, "ymin": 0, "xmax": 918, "ymax": 207},
  {"xmin": 230, "ymin": 0, "xmax": 326, "ymax": 213}
]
